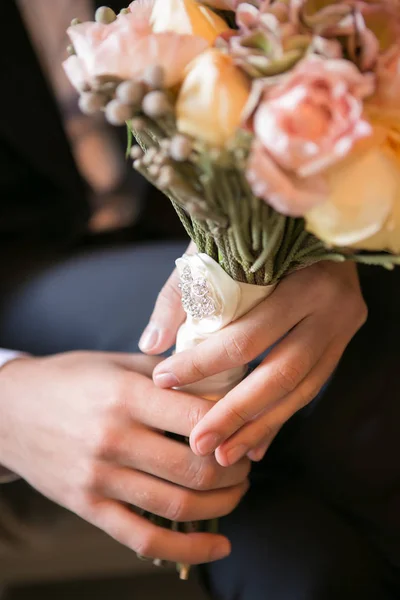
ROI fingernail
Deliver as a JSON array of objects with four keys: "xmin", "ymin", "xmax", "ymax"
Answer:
[
  {"xmin": 139, "ymin": 325, "xmax": 160, "ymax": 353},
  {"xmin": 153, "ymin": 372, "xmax": 179, "ymax": 388},
  {"xmin": 225, "ymin": 445, "xmax": 248, "ymax": 466},
  {"xmin": 195, "ymin": 432, "xmax": 222, "ymax": 456},
  {"xmin": 210, "ymin": 541, "xmax": 231, "ymax": 561}
]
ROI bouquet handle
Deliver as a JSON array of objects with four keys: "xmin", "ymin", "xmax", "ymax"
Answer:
[{"xmin": 173, "ymin": 253, "xmax": 275, "ymax": 579}]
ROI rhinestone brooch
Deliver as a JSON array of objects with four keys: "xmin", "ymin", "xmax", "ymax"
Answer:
[{"xmin": 179, "ymin": 265, "xmax": 219, "ymax": 320}]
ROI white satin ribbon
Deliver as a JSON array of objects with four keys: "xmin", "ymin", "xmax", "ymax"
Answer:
[{"xmin": 175, "ymin": 253, "xmax": 276, "ymax": 399}]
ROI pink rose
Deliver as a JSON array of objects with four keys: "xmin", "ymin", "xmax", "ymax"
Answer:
[
  {"xmin": 63, "ymin": 1, "xmax": 208, "ymax": 90},
  {"xmin": 247, "ymin": 57, "xmax": 374, "ymax": 216}
]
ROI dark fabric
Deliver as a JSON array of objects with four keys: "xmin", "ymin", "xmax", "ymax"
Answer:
[
  {"xmin": 0, "ymin": 1, "xmax": 89, "ymax": 243},
  {"xmin": 0, "ymin": 1, "xmax": 185, "ymax": 249},
  {"xmin": 203, "ymin": 264, "xmax": 400, "ymax": 599},
  {"xmin": 0, "ymin": 242, "xmax": 185, "ymax": 355},
  {"xmin": 203, "ymin": 477, "xmax": 392, "ymax": 600}
]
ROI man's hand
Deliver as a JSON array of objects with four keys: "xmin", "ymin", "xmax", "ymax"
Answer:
[
  {"xmin": 0, "ymin": 352, "xmax": 250, "ymax": 564},
  {"xmin": 141, "ymin": 261, "xmax": 367, "ymax": 466}
]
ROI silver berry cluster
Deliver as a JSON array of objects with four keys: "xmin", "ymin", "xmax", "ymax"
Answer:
[{"xmin": 69, "ymin": 7, "xmax": 173, "ymax": 126}]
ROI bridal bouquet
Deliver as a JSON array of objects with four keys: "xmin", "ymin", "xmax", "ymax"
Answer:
[{"xmin": 64, "ymin": 0, "xmax": 400, "ymax": 578}]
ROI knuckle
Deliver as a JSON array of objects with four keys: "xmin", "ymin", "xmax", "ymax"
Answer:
[
  {"xmin": 226, "ymin": 403, "xmax": 251, "ymax": 427},
  {"xmin": 189, "ymin": 460, "xmax": 217, "ymax": 491},
  {"xmin": 258, "ymin": 421, "xmax": 276, "ymax": 441},
  {"xmin": 274, "ymin": 362, "xmax": 302, "ymax": 394},
  {"xmin": 189, "ymin": 354, "xmax": 207, "ymax": 380},
  {"xmin": 297, "ymin": 378, "xmax": 322, "ymax": 408},
  {"xmin": 70, "ymin": 491, "xmax": 96, "ymax": 519},
  {"xmin": 311, "ymin": 263, "xmax": 337, "ymax": 292},
  {"xmin": 81, "ymin": 461, "xmax": 106, "ymax": 491},
  {"xmin": 92, "ymin": 422, "xmax": 120, "ymax": 458},
  {"xmin": 223, "ymin": 330, "xmax": 256, "ymax": 366},
  {"xmin": 187, "ymin": 402, "xmax": 208, "ymax": 430},
  {"xmin": 134, "ymin": 533, "xmax": 156, "ymax": 558},
  {"xmin": 165, "ymin": 490, "xmax": 192, "ymax": 521}
]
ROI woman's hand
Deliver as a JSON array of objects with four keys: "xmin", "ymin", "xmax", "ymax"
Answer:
[{"xmin": 140, "ymin": 261, "xmax": 367, "ymax": 466}]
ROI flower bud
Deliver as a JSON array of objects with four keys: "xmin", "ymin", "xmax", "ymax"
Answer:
[
  {"xmin": 157, "ymin": 165, "xmax": 176, "ymax": 189},
  {"xmin": 130, "ymin": 146, "xmax": 144, "ymax": 160},
  {"xmin": 143, "ymin": 147, "xmax": 158, "ymax": 166},
  {"xmin": 170, "ymin": 135, "xmax": 193, "ymax": 161},
  {"xmin": 95, "ymin": 6, "xmax": 117, "ymax": 24},
  {"xmin": 105, "ymin": 99, "xmax": 134, "ymax": 125},
  {"xmin": 78, "ymin": 92, "xmax": 107, "ymax": 115},
  {"xmin": 116, "ymin": 80, "xmax": 146, "ymax": 105},
  {"xmin": 142, "ymin": 91, "xmax": 172, "ymax": 118},
  {"xmin": 148, "ymin": 164, "xmax": 161, "ymax": 178},
  {"xmin": 177, "ymin": 49, "xmax": 250, "ymax": 147}
]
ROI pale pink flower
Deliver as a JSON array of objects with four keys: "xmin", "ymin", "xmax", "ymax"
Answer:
[
  {"xmin": 247, "ymin": 57, "xmax": 375, "ymax": 215},
  {"xmin": 63, "ymin": 3, "xmax": 208, "ymax": 90}
]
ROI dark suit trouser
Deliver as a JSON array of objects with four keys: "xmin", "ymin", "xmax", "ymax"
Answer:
[{"xmin": 0, "ymin": 242, "xmax": 398, "ymax": 598}]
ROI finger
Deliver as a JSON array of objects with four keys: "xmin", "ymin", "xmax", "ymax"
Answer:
[
  {"xmin": 189, "ymin": 316, "xmax": 330, "ymax": 457},
  {"xmin": 139, "ymin": 268, "xmax": 185, "ymax": 355},
  {"xmin": 111, "ymin": 353, "xmax": 163, "ymax": 378},
  {"xmin": 99, "ymin": 465, "xmax": 249, "ymax": 522},
  {"xmin": 247, "ymin": 441, "xmax": 270, "ymax": 463},
  {"xmin": 153, "ymin": 274, "xmax": 311, "ymax": 389},
  {"xmin": 215, "ymin": 343, "xmax": 342, "ymax": 467},
  {"xmin": 127, "ymin": 374, "xmax": 213, "ymax": 437},
  {"xmin": 89, "ymin": 500, "xmax": 231, "ymax": 564},
  {"xmin": 139, "ymin": 242, "xmax": 196, "ymax": 356},
  {"xmin": 112, "ymin": 428, "xmax": 251, "ymax": 491}
]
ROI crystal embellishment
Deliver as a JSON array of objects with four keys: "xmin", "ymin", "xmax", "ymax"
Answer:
[{"xmin": 179, "ymin": 265, "xmax": 219, "ymax": 320}]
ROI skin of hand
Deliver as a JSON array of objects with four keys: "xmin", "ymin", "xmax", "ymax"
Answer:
[
  {"xmin": 139, "ymin": 261, "xmax": 368, "ymax": 467},
  {"xmin": 0, "ymin": 352, "xmax": 250, "ymax": 565}
]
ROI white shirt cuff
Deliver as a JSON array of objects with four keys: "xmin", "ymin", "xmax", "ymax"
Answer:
[{"xmin": 0, "ymin": 349, "xmax": 24, "ymax": 483}]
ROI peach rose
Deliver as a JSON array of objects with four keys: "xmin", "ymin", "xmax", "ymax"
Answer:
[
  {"xmin": 63, "ymin": 1, "xmax": 208, "ymax": 90},
  {"xmin": 177, "ymin": 49, "xmax": 251, "ymax": 147},
  {"xmin": 246, "ymin": 57, "xmax": 374, "ymax": 215}
]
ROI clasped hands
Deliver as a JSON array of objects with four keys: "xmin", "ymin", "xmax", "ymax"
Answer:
[
  {"xmin": 140, "ymin": 259, "xmax": 367, "ymax": 466},
  {"xmin": 0, "ymin": 259, "xmax": 366, "ymax": 568}
]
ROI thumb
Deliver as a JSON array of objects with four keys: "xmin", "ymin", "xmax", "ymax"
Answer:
[{"xmin": 139, "ymin": 268, "xmax": 185, "ymax": 355}]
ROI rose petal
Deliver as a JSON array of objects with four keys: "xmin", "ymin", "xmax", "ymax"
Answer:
[
  {"xmin": 247, "ymin": 141, "xmax": 327, "ymax": 216},
  {"xmin": 66, "ymin": 14, "xmax": 208, "ymax": 88},
  {"xmin": 251, "ymin": 56, "xmax": 374, "ymax": 187},
  {"xmin": 306, "ymin": 147, "xmax": 399, "ymax": 247},
  {"xmin": 131, "ymin": 33, "xmax": 209, "ymax": 86},
  {"xmin": 62, "ymin": 55, "xmax": 89, "ymax": 92}
]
